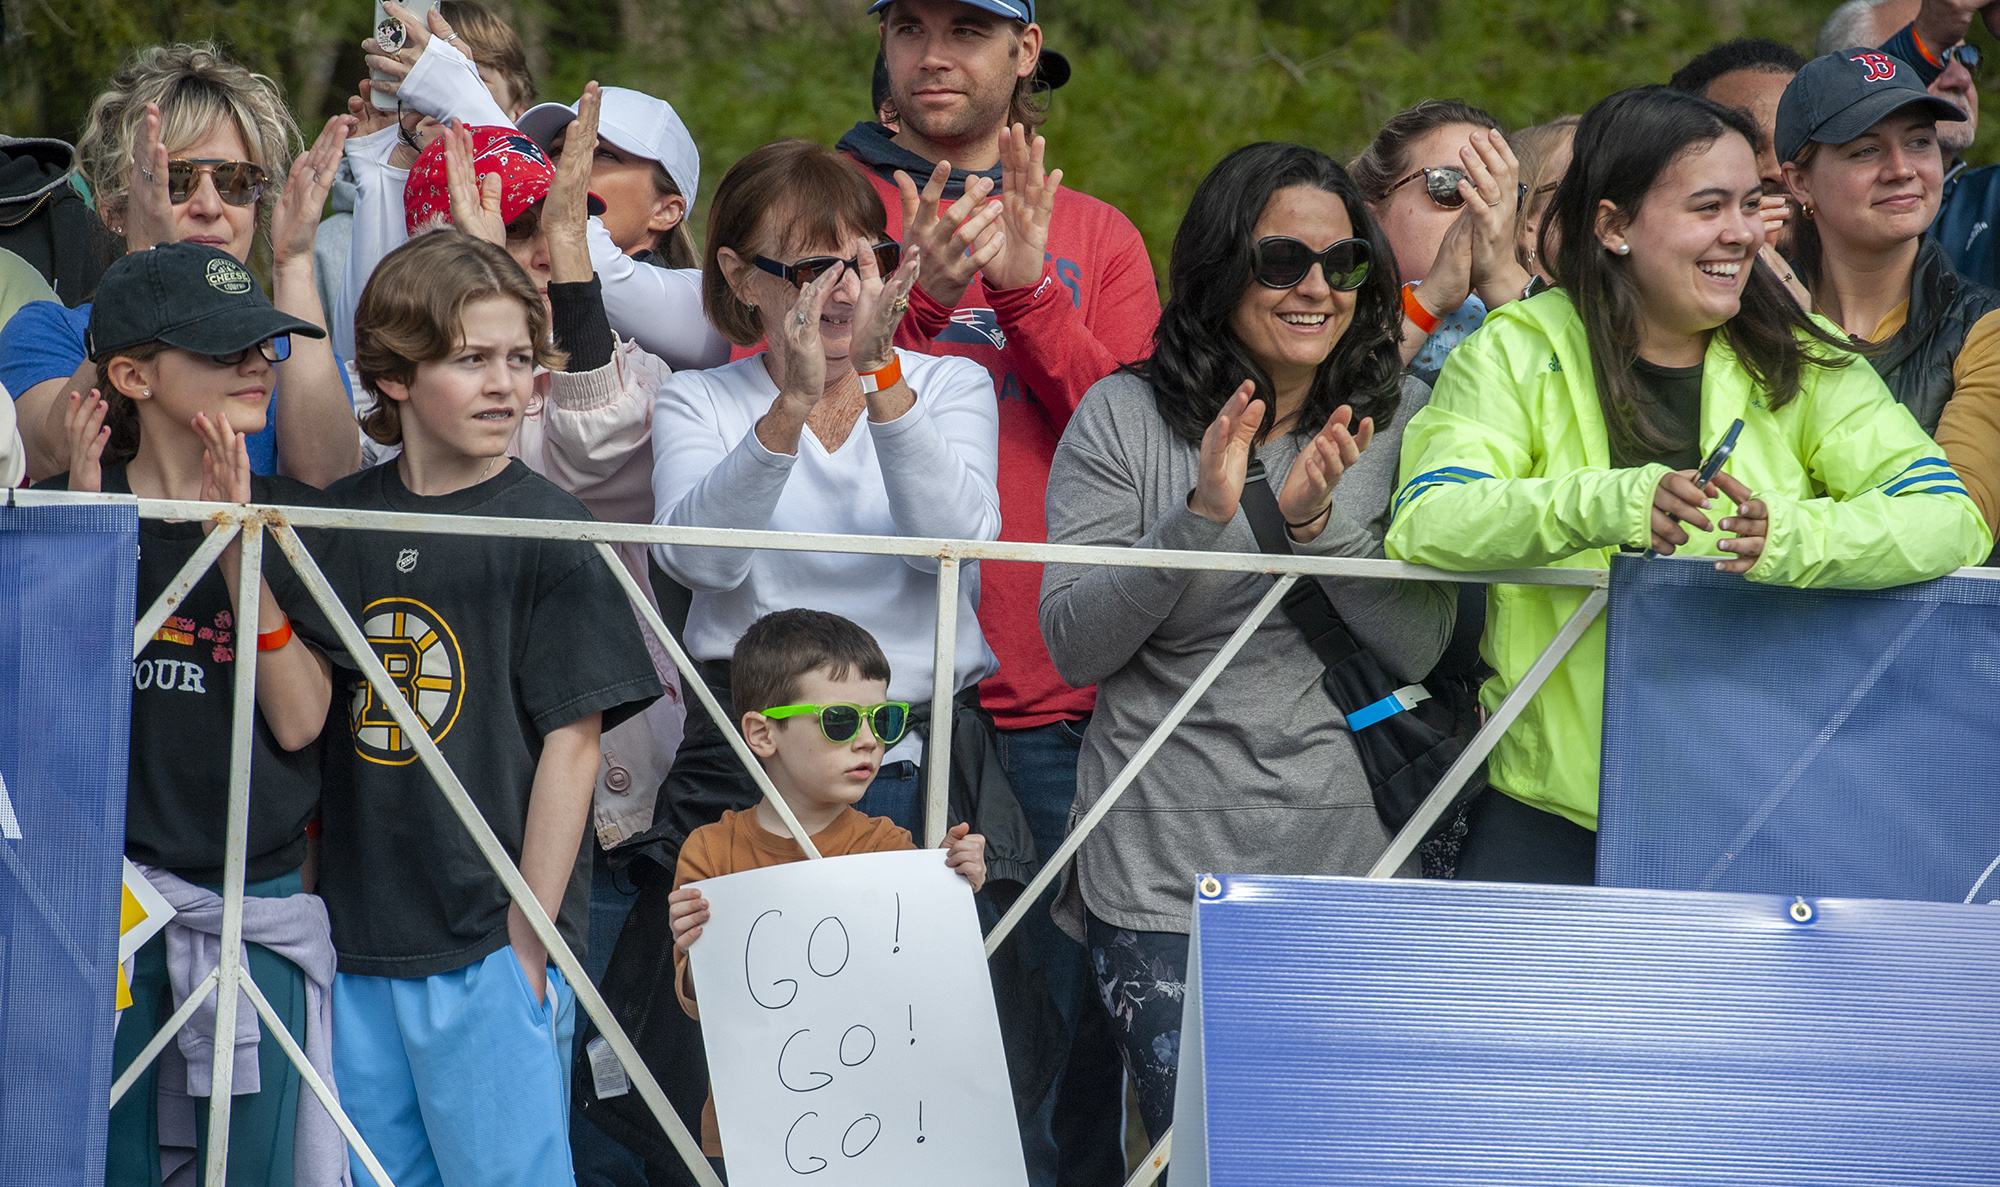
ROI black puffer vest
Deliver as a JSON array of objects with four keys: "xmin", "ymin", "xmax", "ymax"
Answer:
[{"xmin": 1870, "ymin": 237, "xmax": 2000, "ymax": 433}]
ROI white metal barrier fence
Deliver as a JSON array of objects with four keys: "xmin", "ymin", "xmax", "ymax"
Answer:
[{"xmin": 13, "ymin": 487, "xmax": 1613, "ymax": 1187}]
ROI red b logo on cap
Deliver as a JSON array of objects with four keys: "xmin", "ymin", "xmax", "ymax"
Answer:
[{"xmin": 1852, "ymin": 52, "xmax": 1897, "ymax": 82}]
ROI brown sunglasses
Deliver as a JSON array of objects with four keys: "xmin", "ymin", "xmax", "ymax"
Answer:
[{"xmin": 166, "ymin": 159, "xmax": 267, "ymax": 207}]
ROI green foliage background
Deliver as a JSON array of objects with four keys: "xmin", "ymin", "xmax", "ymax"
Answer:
[{"xmin": 5, "ymin": 0, "xmax": 1995, "ymax": 276}]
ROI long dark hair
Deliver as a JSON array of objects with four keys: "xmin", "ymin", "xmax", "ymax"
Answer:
[
  {"xmin": 1544, "ymin": 86, "xmax": 1851, "ymax": 465},
  {"xmin": 1136, "ymin": 142, "xmax": 1404, "ymax": 445}
]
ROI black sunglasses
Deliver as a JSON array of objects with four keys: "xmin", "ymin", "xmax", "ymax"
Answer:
[
  {"xmin": 166, "ymin": 159, "xmax": 267, "ymax": 207},
  {"xmin": 752, "ymin": 242, "xmax": 901, "ymax": 289},
  {"xmin": 1252, "ymin": 236, "xmax": 1372, "ymax": 291},
  {"xmin": 206, "ymin": 336, "xmax": 292, "ymax": 367}
]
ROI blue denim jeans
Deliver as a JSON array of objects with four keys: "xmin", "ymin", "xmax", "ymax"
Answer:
[
  {"xmin": 572, "ymin": 846, "xmax": 649, "ymax": 1187},
  {"xmin": 998, "ymin": 718, "xmax": 1128, "ymax": 1187},
  {"xmin": 854, "ymin": 759, "xmax": 923, "ymax": 836}
]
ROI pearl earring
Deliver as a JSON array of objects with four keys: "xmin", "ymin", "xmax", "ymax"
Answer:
[
  {"xmin": 1615, "ymin": 244, "xmax": 1630, "ymax": 255},
  {"xmin": 142, "ymin": 388, "xmax": 151, "ymax": 396}
]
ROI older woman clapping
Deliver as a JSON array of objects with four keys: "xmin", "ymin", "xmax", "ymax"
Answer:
[{"xmin": 649, "ymin": 138, "xmax": 1004, "ymax": 844}]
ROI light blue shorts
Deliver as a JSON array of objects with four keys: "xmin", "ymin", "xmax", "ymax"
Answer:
[{"xmin": 334, "ymin": 946, "xmax": 576, "ymax": 1187}]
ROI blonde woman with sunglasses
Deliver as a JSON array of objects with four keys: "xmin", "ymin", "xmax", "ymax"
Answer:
[{"xmin": 0, "ymin": 43, "xmax": 360, "ymax": 487}]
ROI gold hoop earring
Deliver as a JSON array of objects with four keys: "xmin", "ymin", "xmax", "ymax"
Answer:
[{"xmin": 1802, "ymin": 205, "xmax": 1815, "ymax": 220}]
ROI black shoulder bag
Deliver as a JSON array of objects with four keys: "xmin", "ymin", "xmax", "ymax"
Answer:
[{"xmin": 1237, "ymin": 457, "xmax": 1486, "ymax": 839}]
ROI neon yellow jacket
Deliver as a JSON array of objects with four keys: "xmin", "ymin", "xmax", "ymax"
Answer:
[{"xmin": 1385, "ymin": 291, "xmax": 1992, "ymax": 829}]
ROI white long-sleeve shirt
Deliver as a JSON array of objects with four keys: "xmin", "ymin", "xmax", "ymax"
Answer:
[
  {"xmin": 389, "ymin": 36, "xmax": 731, "ymax": 369},
  {"xmin": 650, "ymin": 348, "xmax": 1002, "ymax": 704}
]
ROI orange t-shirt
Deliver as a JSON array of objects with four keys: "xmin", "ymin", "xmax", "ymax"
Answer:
[{"xmin": 671, "ymin": 806, "xmax": 915, "ymax": 1156}]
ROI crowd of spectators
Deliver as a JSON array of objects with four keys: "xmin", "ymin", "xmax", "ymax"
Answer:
[{"xmin": 6, "ymin": 0, "xmax": 1998, "ymax": 1182}]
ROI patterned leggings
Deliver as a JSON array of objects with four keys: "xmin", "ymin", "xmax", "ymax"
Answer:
[{"xmin": 1084, "ymin": 913, "xmax": 1190, "ymax": 1145}]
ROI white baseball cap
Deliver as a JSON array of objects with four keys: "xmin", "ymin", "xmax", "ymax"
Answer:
[{"xmin": 518, "ymin": 87, "xmax": 701, "ymax": 206}]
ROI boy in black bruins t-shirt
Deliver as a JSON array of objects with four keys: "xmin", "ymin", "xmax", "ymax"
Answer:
[{"xmin": 314, "ymin": 232, "xmax": 660, "ymax": 1182}]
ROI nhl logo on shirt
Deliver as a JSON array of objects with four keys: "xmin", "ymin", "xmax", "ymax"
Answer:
[
  {"xmin": 397, "ymin": 548, "xmax": 419, "ymax": 573},
  {"xmin": 205, "ymin": 258, "xmax": 255, "ymax": 295},
  {"xmin": 352, "ymin": 597, "xmax": 464, "ymax": 765}
]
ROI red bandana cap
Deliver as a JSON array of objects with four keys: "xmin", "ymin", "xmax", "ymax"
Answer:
[{"xmin": 403, "ymin": 125, "xmax": 604, "ymax": 234}]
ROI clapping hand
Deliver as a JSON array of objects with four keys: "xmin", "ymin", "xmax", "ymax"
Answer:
[
  {"xmin": 121, "ymin": 104, "xmax": 176, "ymax": 251},
  {"xmin": 849, "ymin": 237, "xmax": 923, "ymax": 378},
  {"xmin": 768, "ymin": 264, "xmax": 847, "ymax": 410},
  {"xmin": 194, "ymin": 411, "xmax": 253, "ymax": 506},
  {"xmin": 442, "ymin": 120, "xmax": 505, "ymax": 246},
  {"xmin": 894, "ymin": 161, "xmax": 1004, "ymax": 307},
  {"xmin": 273, "ymin": 115, "xmax": 356, "ymax": 270},
  {"xmin": 544, "ymin": 83, "xmax": 599, "ymax": 284},
  {"xmin": 983, "ymin": 124, "xmax": 1062, "ymax": 292},
  {"xmin": 1277, "ymin": 406, "xmax": 1372, "ymax": 543},
  {"xmin": 63, "ymin": 390, "xmax": 110, "ymax": 493},
  {"xmin": 1459, "ymin": 129, "xmax": 1532, "ymax": 310},
  {"xmin": 1188, "ymin": 381, "xmax": 1265, "ymax": 523}
]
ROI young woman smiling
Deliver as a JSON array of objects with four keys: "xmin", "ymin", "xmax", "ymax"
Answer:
[
  {"xmin": 1387, "ymin": 86, "xmax": 1991, "ymax": 884},
  {"xmin": 1778, "ymin": 48, "xmax": 2000, "ymax": 541}
]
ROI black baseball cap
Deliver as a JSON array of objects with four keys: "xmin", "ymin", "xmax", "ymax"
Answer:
[
  {"xmin": 85, "ymin": 242, "xmax": 326, "ymax": 359},
  {"xmin": 1775, "ymin": 48, "xmax": 1967, "ymax": 163}
]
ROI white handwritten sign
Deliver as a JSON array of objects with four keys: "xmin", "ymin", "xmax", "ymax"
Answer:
[{"xmin": 687, "ymin": 848, "xmax": 1027, "ymax": 1187}]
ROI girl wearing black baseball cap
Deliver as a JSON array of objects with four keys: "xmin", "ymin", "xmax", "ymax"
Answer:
[
  {"xmin": 55, "ymin": 240, "xmax": 346, "ymax": 1186},
  {"xmin": 1777, "ymin": 47, "xmax": 2000, "ymax": 549}
]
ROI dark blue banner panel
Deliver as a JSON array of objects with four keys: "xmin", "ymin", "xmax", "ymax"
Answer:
[
  {"xmin": 0, "ymin": 503, "xmax": 137, "ymax": 1187},
  {"xmin": 1175, "ymin": 874, "xmax": 2000, "ymax": 1186}
]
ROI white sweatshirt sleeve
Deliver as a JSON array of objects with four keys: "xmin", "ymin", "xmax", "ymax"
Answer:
[
  {"xmin": 590, "ymin": 221, "xmax": 733, "ymax": 371},
  {"xmin": 649, "ymin": 370, "xmax": 795, "ymax": 592},
  {"xmin": 869, "ymin": 352, "xmax": 1002, "ymax": 572},
  {"xmin": 334, "ymin": 126, "xmax": 410, "ymax": 360},
  {"xmin": 396, "ymin": 37, "xmax": 515, "ymax": 128}
]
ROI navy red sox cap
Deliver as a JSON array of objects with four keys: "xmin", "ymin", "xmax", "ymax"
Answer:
[{"xmin": 1775, "ymin": 48, "xmax": 1966, "ymax": 163}]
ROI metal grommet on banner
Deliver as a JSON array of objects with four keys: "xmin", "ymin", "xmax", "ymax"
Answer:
[
  {"xmin": 1198, "ymin": 875, "xmax": 1222, "ymax": 899},
  {"xmin": 1789, "ymin": 897, "xmax": 1814, "ymax": 923}
]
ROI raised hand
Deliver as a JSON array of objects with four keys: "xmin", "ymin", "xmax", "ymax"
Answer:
[
  {"xmin": 442, "ymin": 120, "xmax": 505, "ymax": 245},
  {"xmin": 1277, "ymin": 405, "xmax": 1373, "ymax": 543},
  {"xmin": 894, "ymin": 161, "xmax": 1004, "ymax": 308},
  {"xmin": 849, "ymin": 237, "xmax": 923, "ymax": 377},
  {"xmin": 941, "ymin": 822, "xmax": 987, "ymax": 893},
  {"xmin": 194, "ymin": 411, "xmax": 253, "ymax": 506},
  {"xmin": 1188, "ymin": 381, "xmax": 1266, "ymax": 523},
  {"xmin": 1459, "ymin": 129, "xmax": 1532, "ymax": 309},
  {"xmin": 273, "ymin": 115, "xmax": 355, "ymax": 270},
  {"xmin": 363, "ymin": 0, "xmax": 448, "ymax": 100},
  {"xmin": 348, "ymin": 81, "xmax": 398, "ymax": 139},
  {"xmin": 121, "ymin": 104, "xmax": 177, "ymax": 251},
  {"xmin": 63, "ymin": 389, "xmax": 110, "ymax": 493},
  {"xmin": 1712, "ymin": 471, "xmax": 1769, "ymax": 575},
  {"xmin": 983, "ymin": 124, "xmax": 1063, "ymax": 292},
  {"xmin": 544, "ymin": 83, "xmax": 599, "ymax": 284},
  {"xmin": 770, "ymin": 264, "xmax": 846, "ymax": 406}
]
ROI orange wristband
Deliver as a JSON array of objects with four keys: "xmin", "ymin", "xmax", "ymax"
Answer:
[
  {"xmin": 857, "ymin": 353, "xmax": 903, "ymax": 394},
  {"xmin": 1402, "ymin": 283, "xmax": 1441, "ymax": 335},
  {"xmin": 256, "ymin": 615, "xmax": 293, "ymax": 651}
]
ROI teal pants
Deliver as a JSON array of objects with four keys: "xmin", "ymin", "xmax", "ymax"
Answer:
[{"xmin": 105, "ymin": 869, "xmax": 310, "ymax": 1187}]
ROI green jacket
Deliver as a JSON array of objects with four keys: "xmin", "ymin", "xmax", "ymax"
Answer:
[{"xmin": 1385, "ymin": 291, "xmax": 1992, "ymax": 830}]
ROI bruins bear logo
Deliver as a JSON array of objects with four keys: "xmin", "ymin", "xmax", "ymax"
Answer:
[{"xmin": 351, "ymin": 598, "xmax": 465, "ymax": 765}]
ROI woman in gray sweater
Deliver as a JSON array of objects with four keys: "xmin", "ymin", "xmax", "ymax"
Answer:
[{"xmin": 1040, "ymin": 142, "xmax": 1459, "ymax": 1139}]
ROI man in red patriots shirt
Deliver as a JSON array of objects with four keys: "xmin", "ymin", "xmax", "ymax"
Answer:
[{"xmin": 836, "ymin": 2, "xmax": 1159, "ymax": 1183}]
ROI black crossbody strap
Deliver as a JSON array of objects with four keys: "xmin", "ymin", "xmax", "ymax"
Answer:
[{"xmin": 1239, "ymin": 459, "xmax": 1364, "ymax": 671}]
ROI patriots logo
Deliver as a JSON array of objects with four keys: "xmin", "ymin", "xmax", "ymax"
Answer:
[
  {"xmin": 937, "ymin": 308, "xmax": 1007, "ymax": 350},
  {"xmin": 478, "ymin": 133, "xmax": 550, "ymax": 170}
]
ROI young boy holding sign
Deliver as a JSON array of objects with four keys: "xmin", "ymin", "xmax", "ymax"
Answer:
[{"xmin": 667, "ymin": 608, "xmax": 988, "ymax": 1160}]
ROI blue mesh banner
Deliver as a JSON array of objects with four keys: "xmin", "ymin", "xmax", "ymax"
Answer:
[
  {"xmin": 0, "ymin": 502, "xmax": 137, "ymax": 1186},
  {"xmin": 1172, "ymin": 874, "xmax": 2000, "ymax": 1186},
  {"xmin": 1597, "ymin": 553, "xmax": 2000, "ymax": 902}
]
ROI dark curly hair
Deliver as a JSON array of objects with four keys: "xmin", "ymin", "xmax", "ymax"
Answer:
[{"xmin": 1133, "ymin": 141, "xmax": 1404, "ymax": 445}]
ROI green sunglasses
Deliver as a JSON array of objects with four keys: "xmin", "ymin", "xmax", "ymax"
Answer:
[{"xmin": 760, "ymin": 701, "xmax": 912, "ymax": 745}]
